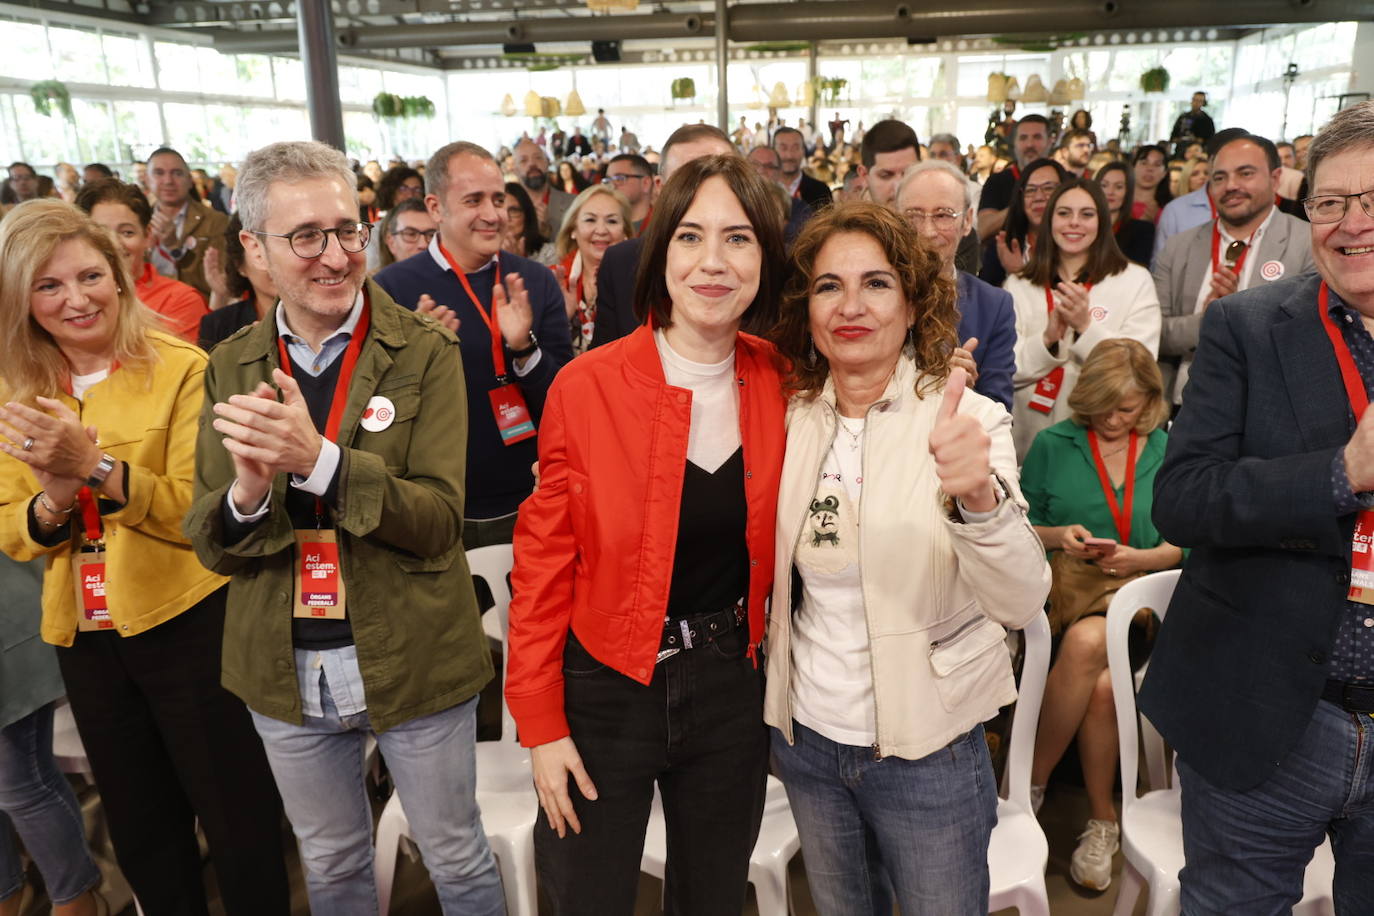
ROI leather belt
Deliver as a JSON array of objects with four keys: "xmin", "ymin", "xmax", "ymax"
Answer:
[
  {"xmin": 1321, "ymin": 678, "xmax": 1374, "ymax": 714},
  {"xmin": 656, "ymin": 603, "xmax": 745, "ymax": 664}
]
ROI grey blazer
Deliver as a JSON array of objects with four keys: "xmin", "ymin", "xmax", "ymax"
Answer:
[{"xmin": 1153, "ymin": 210, "xmax": 1314, "ymax": 397}]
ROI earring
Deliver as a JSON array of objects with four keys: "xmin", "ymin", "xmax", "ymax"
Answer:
[{"xmin": 806, "ymin": 337, "xmax": 818, "ymax": 369}]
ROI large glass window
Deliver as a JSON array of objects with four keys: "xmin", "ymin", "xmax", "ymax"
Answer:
[
  {"xmin": 49, "ymin": 26, "xmax": 107, "ymax": 84},
  {"xmin": 103, "ymin": 33, "xmax": 155, "ymax": 88},
  {"xmin": 0, "ymin": 21, "xmax": 52, "ymax": 80}
]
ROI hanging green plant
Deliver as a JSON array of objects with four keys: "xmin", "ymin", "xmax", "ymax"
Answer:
[
  {"xmin": 1140, "ymin": 67, "xmax": 1170, "ymax": 93},
  {"xmin": 372, "ymin": 91, "xmax": 405, "ymax": 119},
  {"xmin": 991, "ymin": 33, "xmax": 1086, "ymax": 53},
  {"xmin": 813, "ymin": 76, "xmax": 848, "ymax": 104},
  {"xmin": 501, "ymin": 51, "xmax": 588, "ymax": 71},
  {"xmin": 30, "ymin": 80, "xmax": 73, "ymax": 119},
  {"xmin": 402, "ymin": 96, "xmax": 435, "ymax": 118},
  {"xmin": 745, "ymin": 41, "xmax": 810, "ymax": 54},
  {"xmin": 670, "ymin": 77, "xmax": 696, "ymax": 101}
]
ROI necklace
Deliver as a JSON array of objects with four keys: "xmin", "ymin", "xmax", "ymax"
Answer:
[
  {"xmin": 837, "ymin": 416, "xmax": 864, "ymax": 452},
  {"xmin": 1097, "ymin": 441, "xmax": 1130, "ymax": 458}
]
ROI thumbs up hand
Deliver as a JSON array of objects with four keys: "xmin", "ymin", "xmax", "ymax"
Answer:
[{"xmin": 929, "ymin": 368, "xmax": 996, "ymax": 512}]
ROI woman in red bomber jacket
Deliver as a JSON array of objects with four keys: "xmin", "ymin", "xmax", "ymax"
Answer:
[{"xmin": 506, "ymin": 153, "xmax": 787, "ymax": 915}]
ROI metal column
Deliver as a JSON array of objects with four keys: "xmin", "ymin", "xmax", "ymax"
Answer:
[
  {"xmin": 297, "ymin": 0, "xmax": 346, "ymax": 151},
  {"xmin": 807, "ymin": 42, "xmax": 818, "ymax": 137},
  {"xmin": 715, "ymin": 0, "xmax": 729, "ymax": 130}
]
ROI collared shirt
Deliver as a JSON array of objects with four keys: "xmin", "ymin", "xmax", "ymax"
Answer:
[
  {"xmin": 226, "ymin": 291, "xmax": 365, "ymax": 522},
  {"xmin": 1326, "ymin": 288, "xmax": 1374, "ymax": 682},
  {"xmin": 785, "ymin": 173, "xmax": 803, "ymax": 199},
  {"xmin": 426, "ymin": 234, "xmax": 541, "ymax": 377},
  {"xmin": 1153, "ymin": 186, "xmax": 1214, "ymax": 261},
  {"xmin": 150, "ymin": 201, "xmax": 191, "ymax": 279},
  {"xmin": 296, "ymin": 644, "xmax": 368, "ymax": 718}
]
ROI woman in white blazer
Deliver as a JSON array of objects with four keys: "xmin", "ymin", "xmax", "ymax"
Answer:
[
  {"xmin": 1005, "ymin": 178, "xmax": 1161, "ymax": 460},
  {"xmin": 764, "ymin": 202, "xmax": 1051, "ymax": 915}
]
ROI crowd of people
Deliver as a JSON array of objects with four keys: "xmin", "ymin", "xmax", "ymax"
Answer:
[{"xmin": 0, "ymin": 86, "xmax": 1370, "ymax": 916}]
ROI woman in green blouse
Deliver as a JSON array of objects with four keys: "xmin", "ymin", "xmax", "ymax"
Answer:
[{"xmin": 1020, "ymin": 338, "xmax": 1183, "ymax": 893}]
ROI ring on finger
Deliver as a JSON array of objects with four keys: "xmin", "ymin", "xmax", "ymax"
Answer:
[{"xmin": 21, "ymin": 437, "xmax": 33, "ymax": 451}]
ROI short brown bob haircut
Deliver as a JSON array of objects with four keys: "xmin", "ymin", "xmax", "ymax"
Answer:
[
  {"xmin": 632, "ymin": 153, "xmax": 785, "ymax": 335},
  {"xmin": 1067, "ymin": 338, "xmax": 1169, "ymax": 434},
  {"xmin": 74, "ymin": 178, "xmax": 154, "ymax": 229},
  {"xmin": 1020, "ymin": 177, "xmax": 1128, "ymax": 289},
  {"xmin": 772, "ymin": 200, "xmax": 958, "ymax": 399}
]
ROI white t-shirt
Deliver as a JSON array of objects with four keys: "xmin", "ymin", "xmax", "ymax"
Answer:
[
  {"xmin": 70, "ymin": 369, "xmax": 109, "ymax": 401},
  {"xmin": 791, "ymin": 415, "xmax": 877, "ymax": 747},
  {"xmin": 654, "ymin": 329, "xmax": 740, "ymax": 472}
]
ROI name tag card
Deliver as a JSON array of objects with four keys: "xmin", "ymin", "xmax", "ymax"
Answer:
[
  {"xmin": 293, "ymin": 529, "xmax": 347, "ymax": 620},
  {"xmin": 73, "ymin": 550, "xmax": 114, "ymax": 632},
  {"xmin": 1349, "ymin": 511, "xmax": 1374, "ymax": 605},
  {"xmin": 489, "ymin": 384, "xmax": 536, "ymax": 445}
]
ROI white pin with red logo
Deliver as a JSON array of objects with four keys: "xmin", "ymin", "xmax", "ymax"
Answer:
[
  {"xmin": 1260, "ymin": 260, "xmax": 1285, "ymax": 281},
  {"xmin": 360, "ymin": 396, "xmax": 395, "ymax": 432}
]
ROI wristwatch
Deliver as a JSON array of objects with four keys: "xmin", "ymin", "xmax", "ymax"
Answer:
[
  {"xmin": 508, "ymin": 331, "xmax": 539, "ymax": 359},
  {"xmin": 85, "ymin": 453, "xmax": 117, "ymax": 489}
]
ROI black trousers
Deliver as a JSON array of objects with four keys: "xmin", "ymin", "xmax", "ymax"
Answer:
[
  {"xmin": 535, "ymin": 626, "xmax": 768, "ymax": 916},
  {"xmin": 56, "ymin": 588, "xmax": 290, "ymax": 916}
]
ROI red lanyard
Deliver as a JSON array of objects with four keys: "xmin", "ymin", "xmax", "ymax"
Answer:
[
  {"xmin": 75, "ymin": 486, "xmax": 103, "ymax": 545},
  {"xmin": 275, "ymin": 296, "xmax": 371, "ymax": 445},
  {"xmin": 1010, "ymin": 164, "xmax": 1021, "ymax": 182},
  {"xmin": 1087, "ymin": 429, "xmax": 1138, "ymax": 544},
  {"xmin": 1209, "ymin": 221, "xmax": 1258, "ymax": 277},
  {"xmin": 1319, "ymin": 281, "xmax": 1369, "ymax": 421},
  {"xmin": 439, "ymin": 243, "xmax": 510, "ymax": 379}
]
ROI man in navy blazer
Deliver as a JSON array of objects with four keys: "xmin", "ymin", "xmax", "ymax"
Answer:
[
  {"xmin": 895, "ymin": 159, "xmax": 1015, "ymax": 410},
  {"xmin": 1141, "ymin": 103, "xmax": 1374, "ymax": 912}
]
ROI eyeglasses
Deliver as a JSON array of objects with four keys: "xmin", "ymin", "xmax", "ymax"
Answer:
[
  {"xmin": 602, "ymin": 173, "xmax": 648, "ymax": 186},
  {"xmin": 1302, "ymin": 187, "xmax": 1374, "ymax": 224},
  {"xmin": 1024, "ymin": 182, "xmax": 1060, "ymax": 200},
  {"xmin": 903, "ymin": 208, "xmax": 960, "ymax": 229},
  {"xmin": 254, "ymin": 222, "xmax": 372, "ymax": 259},
  {"xmin": 389, "ymin": 227, "xmax": 438, "ymax": 244},
  {"xmin": 395, "ymin": 184, "xmax": 424, "ymax": 198}
]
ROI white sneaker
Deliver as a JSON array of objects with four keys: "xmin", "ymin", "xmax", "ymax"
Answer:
[
  {"xmin": 1069, "ymin": 818, "xmax": 1120, "ymax": 891},
  {"xmin": 1029, "ymin": 784, "xmax": 1045, "ymax": 815}
]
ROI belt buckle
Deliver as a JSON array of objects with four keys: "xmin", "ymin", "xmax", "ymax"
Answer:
[{"xmin": 656, "ymin": 647, "xmax": 680, "ymax": 664}]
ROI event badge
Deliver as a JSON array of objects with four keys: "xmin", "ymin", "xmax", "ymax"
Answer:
[
  {"xmin": 1348, "ymin": 511, "xmax": 1374, "ymax": 605},
  {"xmin": 73, "ymin": 549, "xmax": 114, "ymax": 631},
  {"xmin": 1029, "ymin": 367, "xmax": 1065, "ymax": 414},
  {"xmin": 359, "ymin": 395, "xmax": 396, "ymax": 433},
  {"xmin": 489, "ymin": 385, "xmax": 536, "ymax": 445},
  {"xmin": 293, "ymin": 529, "xmax": 347, "ymax": 619}
]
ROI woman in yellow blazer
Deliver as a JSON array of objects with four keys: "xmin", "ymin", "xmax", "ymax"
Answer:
[{"xmin": 0, "ymin": 200, "xmax": 289, "ymax": 916}]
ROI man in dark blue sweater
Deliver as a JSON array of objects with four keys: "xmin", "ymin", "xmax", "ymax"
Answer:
[{"xmin": 375, "ymin": 141, "xmax": 572, "ymax": 547}]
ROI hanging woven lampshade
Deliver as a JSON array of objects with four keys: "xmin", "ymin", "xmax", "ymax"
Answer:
[
  {"xmin": 769, "ymin": 81, "xmax": 791, "ymax": 108},
  {"xmin": 565, "ymin": 89, "xmax": 587, "ymax": 117},
  {"xmin": 500, "ymin": 93, "xmax": 516, "ymax": 117},
  {"xmin": 1004, "ymin": 76, "xmax": 1022, "ymax": 101},
  {"xmin": 524, "ymin": 91, "xmax": 543, "ymax": 117},
  {"xmin": 1022, "ymin": 74, "xmax": 1048, "ymax": 103},
  {"xmin": 987, "ymin": 72, "xmax": 1008, "ymax": 102}
]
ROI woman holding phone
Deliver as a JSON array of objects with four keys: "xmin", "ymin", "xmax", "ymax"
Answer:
[{"xmin": 1019, "ymin": 338, "xmax": 1182, "ymax": 893}]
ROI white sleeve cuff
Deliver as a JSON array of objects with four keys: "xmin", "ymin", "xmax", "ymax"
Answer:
[
  {"xmin": 290, "ymin": 437, "xmax": 339, "ymax": 496},
  {"xmin": 512, "ymin": 348, "xmax": 542, "ymax": 377},
  {"xmin": 226, "ymin": 481, "xmax": 271, "ymax": 523},
  {"xmin": 956, "ymin": 500, "xmax": 999, "ymax": 524}
]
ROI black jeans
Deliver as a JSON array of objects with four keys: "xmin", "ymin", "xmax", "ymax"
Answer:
[
  {"xmin": 535, "ymin": 625, "xmax": 768, "ymax": 916},
  {"xmin": 56, "ymin": 588, "xmax": 290, "ymax": 916}
]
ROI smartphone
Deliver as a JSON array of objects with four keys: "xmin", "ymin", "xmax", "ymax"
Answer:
[{"xmin": 1083, "ymin": 537, "xmax": 1118, "ymax": 556}]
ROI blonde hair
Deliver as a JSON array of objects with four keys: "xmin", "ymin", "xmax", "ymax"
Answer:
[
  {"xmin": 1174, "ymin": 159, "xmax": 1207, "ymax": 199},
  {"xmin": 554, "ymin": 184, "xmax": 633, "ymax": 259},
  {"xmin": 0, "ymin": 199, "xmax": 159, "ymax": 404},
  {"xmin": 1068, "ymin": 338, "xmax": 1169, "ymax": 434}
]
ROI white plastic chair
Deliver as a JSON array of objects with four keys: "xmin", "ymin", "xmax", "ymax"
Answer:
[
  {"xmin": 1106, "ymin": 571, "xmax": 1335, "ymax": 916},
  {"xmin": 640, "ymin": 773, "xmax": 800, "ymax": 915},
  {"xmin": 987, "ymin": 612, "xmax": 1051, "ymax": 916},
  {"xmin": 375, "ymin": 543, "xmax": 539, "ymax": 916}
]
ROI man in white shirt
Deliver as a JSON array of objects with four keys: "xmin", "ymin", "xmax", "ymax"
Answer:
[{"xmin": 1155, "ymin": 133, "xmax": 1315, "ymax": 402}]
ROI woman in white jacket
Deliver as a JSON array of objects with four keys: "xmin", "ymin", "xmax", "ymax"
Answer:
[
  {"xmin": 764, "ymin": 202, "xmax": 1051, "ymax": 915},
  {"xmin": 1006, "ymin": 178, "xmax": 1161, "ymax": 460}
]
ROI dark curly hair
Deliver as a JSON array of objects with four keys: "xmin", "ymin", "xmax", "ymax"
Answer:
[{"xmin": 771, "ymin": 200, "xmax": 958, "ymax": 399}]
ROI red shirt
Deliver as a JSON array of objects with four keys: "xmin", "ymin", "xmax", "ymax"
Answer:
[{"xmin": 136, "ymin": 262, "xmax": 208, "ymax": 344}]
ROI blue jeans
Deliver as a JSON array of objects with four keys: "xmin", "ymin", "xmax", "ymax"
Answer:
[
  {"xmin": 249, "ymin": 663, "xmax": 504, "ymax": 916},
  {"xmin": 1178, "ymin": 697, "xmax": 1374, "ymax": 915},
  {"xmin": 769, "ymin": 721, "xmax": 996, "ymax": 916},
  {"xmin": 0, "ymin": 703, "xmax": 100, "ymax": 906}
]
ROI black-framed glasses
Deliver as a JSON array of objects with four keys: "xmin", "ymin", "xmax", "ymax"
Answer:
[
  {"xmin": 389, "ymin": 227, "xmax": 438, "ymax": 244},
  {"xmin": 1302, "ymin": 187, "xmax": 1374, "ymax": 224},
  {"xmin": 254, "ymin": 222, "xmax": 372, "ymax": 258},
  {"xmin": 602, "ymin": 173, "xmax": 648, "ymax": 186},
  {"xmin": 1024, "ymin": 182, "xmax": 1060, "ymax": 199}
]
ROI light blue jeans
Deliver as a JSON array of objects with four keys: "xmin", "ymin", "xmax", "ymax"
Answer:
[
  {"xmin": 0, "ymin": 703, "xmax": 101, "ymax": 906},
  {"xmin": 1178, "ymin": 697, "xmax": 1374, "ymax": 915},
  {"xmin": 250, "ymin": 654, "xmax": 504, "ymax": 916},
  {"xmin": 770, "ymin": 721, "xmax": 996, "ymax": 916}
]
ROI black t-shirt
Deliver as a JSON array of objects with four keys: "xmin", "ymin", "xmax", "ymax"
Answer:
[
  {"xmin": 666, "ymin": 448, "xmax": 749, "ymax": 621},
  {"xmin": 978, "ymin": 166, "xmax": 1018, "ymax": 214}
]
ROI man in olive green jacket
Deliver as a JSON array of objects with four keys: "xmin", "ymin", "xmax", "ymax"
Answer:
[{"xmin": 185, "ymin": 140, "xmax": 502, "ymax": 915}]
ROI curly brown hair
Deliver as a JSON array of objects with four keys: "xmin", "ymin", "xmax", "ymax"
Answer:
[{"xmin": 771, "ymin": 200, "xmax": 958, "ymax": 399}]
